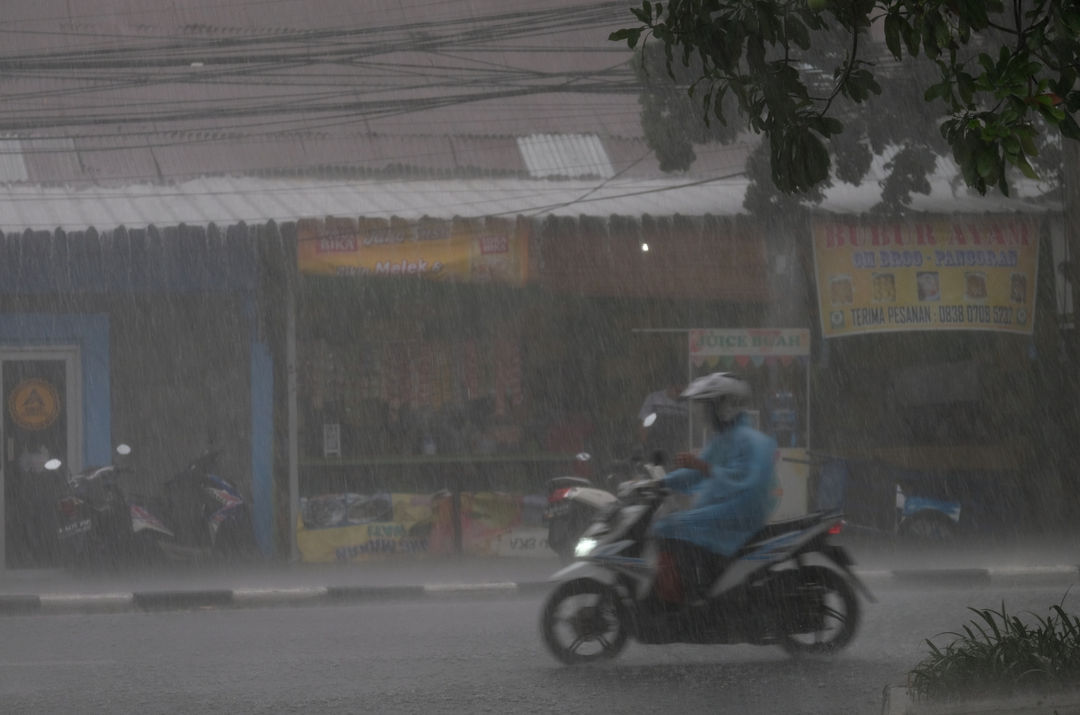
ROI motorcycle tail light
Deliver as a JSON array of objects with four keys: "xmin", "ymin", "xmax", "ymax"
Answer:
[
  {"xmin": 827, "ymin": 520, "xmax": 844, "ymax": 536},
  {"xmin": 548, "ymin": 488, "xmax": 572, "ymax": 503},
  {"xmin": 58, "ymin": 497, "xmax": 81, "ymax": 519}
]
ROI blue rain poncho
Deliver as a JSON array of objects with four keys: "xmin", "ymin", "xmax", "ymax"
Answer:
[{"xmin": 652, "ymin": 414, "xmax": 779, "ymax": 557}]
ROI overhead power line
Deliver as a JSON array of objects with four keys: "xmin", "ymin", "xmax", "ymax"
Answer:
[{"xmin": 0, "ymin": 1, "xmax": 640, "ymax": 144}]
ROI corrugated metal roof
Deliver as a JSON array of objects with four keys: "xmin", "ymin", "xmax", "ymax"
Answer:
[
  {"xmin": 0, "ymin": 0, "xmax": 643, "ymax": 185},
  {"xmin": 0, "ymin": 171, "xmax": 1055, "ymax": 235},
  {"xmin": 0, "ymin": 139, "xmax": 30, "ymax": 182},
  {"xmin": 517, "ymin": 134, "xmax": 614, "ymax": 179}
]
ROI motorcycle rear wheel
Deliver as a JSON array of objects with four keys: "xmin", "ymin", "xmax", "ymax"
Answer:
[
  {"xmin": 778, "ymin": 565, "xmax": 859, "ymax": 656},
  {"xmin": 540, "ymin": 578, "xmax": 627, "ymax": 665},
  {"xmin": 213, "ymin": 512, "xmax": 260, "ymax": 561}
]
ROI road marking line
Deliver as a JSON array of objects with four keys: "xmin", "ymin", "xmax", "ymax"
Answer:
[
  {"xmin": 0, "ymin": 659, "xmax": 118, "ymax": 667},
  {"xmin": 423, "ymin": 582, "xmax": 518, "ymax": 593},
  {"xmin": 988, "ymin": 565, "xmax": 1079, "ymax": 576},
  {"xmin": 232, "ymin": 587, "xmax": 328, "ymax": 601},
  {"xmin": 39, "ymin": 593, "xmax": 133, "ymax": 610}
]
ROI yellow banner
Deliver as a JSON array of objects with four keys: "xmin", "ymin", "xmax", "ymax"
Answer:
[
  {"xmin": 296, "ymin": 491, "xmax": 548, "ymax": 562},
  {"xmin": 297, "ymin": 217, "xmax": 528, "ymax": 285},
  {"xmin": 812, "ymin": 217, "xmax": 1040, "ymax": 337},
  {"xmin": 297, "ymin": 493, "xmax": 443, "ymax": 563}
]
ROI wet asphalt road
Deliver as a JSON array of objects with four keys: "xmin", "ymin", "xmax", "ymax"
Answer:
[{"xmin": 1, "ymin": 578, "xmax": 1078, "ymax": 714}]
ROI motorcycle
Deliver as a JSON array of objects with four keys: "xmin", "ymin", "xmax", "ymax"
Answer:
[
  {"xmin": 539, "ymin": 480, "xmax": 873, "ymax": 665},
  {"xmin": 135, "ymin": 449, "xmax": 257, "ymax": 562},
  {"xmin": 53, "ymin": 445, "xmax": 174, "ymax": 568},
  {"xmin": 544, "ymin": 414, "xmax": 667, "ymax": 562},
  {"xmin": 544, "ymin": 453, "xmax": 668, "ymax": 563},
  {"xmin": 805, "ymin": 453, "xmax": 964, "ymax": 542}
]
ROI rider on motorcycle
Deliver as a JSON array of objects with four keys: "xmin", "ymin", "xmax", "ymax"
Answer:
[{"xmin": 629, "ymin": 372, "xmax": 779, "ymax": 606}]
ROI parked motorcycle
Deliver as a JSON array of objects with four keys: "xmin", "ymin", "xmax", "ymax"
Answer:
[
  {"xmin": 539, "ymin": 480, "xmax": 873, "ymax": 665},
  {"xmin": 804, "ymin": 453, "xmax": 963, "ymax": 542},
  {"xmin": 53, "ymin": 445, "xmax": 173, "ymax": 568},
  {"xmin": 544, "ymin": 414, "xmax": 667, "ymax": 562},
  {"xmin": 135, "ymin": 449, "xmax": 256, "ymax": 562},
  {"xmin": 544, "ymin": 452, "xmax": 666, "ymax": 563}
]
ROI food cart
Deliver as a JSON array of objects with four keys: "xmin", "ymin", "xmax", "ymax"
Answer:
[{"xmin": 688, "ymin": 328, "xmax": 811, "ymax": 520}]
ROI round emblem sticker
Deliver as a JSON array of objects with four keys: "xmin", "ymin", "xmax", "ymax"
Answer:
[{"xmin": 8, "ymin": 379, "xmax": 61, "ymax": 431}]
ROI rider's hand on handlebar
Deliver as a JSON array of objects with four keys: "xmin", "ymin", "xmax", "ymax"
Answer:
[{"xmin": 674, "ymin": 452, "xmax": 709, "ymax": 473}]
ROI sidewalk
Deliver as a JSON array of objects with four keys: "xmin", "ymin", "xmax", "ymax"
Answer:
[{"xmin": 0, "ymin": 532, "xmax": 1077, "ymax": 616}]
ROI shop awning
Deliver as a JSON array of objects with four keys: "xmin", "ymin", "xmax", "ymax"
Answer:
[{"xmin": 0, "ymin": 170, "xmax": 1055, "ymax": 235}]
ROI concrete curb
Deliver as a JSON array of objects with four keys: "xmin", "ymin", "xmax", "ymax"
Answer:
[
  {"xmin": 859, "ymin": 565, "xmax": 1079, "ymax": 585},
  {"xmin": 0, "ymin": 581, "xmax": 549, "ymax": 616},
  {"xmin": 1, "ymin": 566, "xmax": 1075, "ymax": 617},
  {"xmin": 881, "ymin": 684, "xmax": 1080, "ymax": 714}
]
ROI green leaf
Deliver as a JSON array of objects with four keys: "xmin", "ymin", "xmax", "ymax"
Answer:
[
  {"xmin": 1011, "ymin": 155, "xmax": 1038, "ymax": 180},
  {"xmin": 747, "ymin": 36, "xmax": 766, "ymax": 72},
  {"xmin": 813, "ymin": 116, "xmax": 844, "ymax": 136},
  {"xmin": 957, "ymin": 72, "xmax": 976, "ymax": 105},
  {"xmin": 922, "ymin": 15, "xmax": 940, "ymax": 59},
  {"xmin": 1020, "ymin": 133, "xmax": 1039, "ymax": 156},
  {"xmin": 785, "ymin": 15, "xmax": 811, "ymax": 50},
  {"xmin": 976, "ymin": 150, "xmax": 998, "ymax": 180},
  {"xmin": 902, "ymin": 23, "xmax": 921, "ymax": 57},
  {"xmin": 1039, "ymin": 104, "xmax": 1067, "ymax": 122},
  {"xmin": 884, "ymin": 14, "xmax": 903, "ymax": 58},
  {"xmin": 609, "ymin": 28, "xmax": 644, "ymax": 48}
]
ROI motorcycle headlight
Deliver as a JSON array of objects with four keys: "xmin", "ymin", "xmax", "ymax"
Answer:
[{"xmin": 574, "ymin": 537, "xmax": 598, "ymax": 558}]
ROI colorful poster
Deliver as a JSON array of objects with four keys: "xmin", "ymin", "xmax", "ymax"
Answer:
[
  {"xmin": 297, "ymin": 492, "xmax": 447, "ymax": 563},
  {"xmin": 457, "ymin": 491, "xmax": 536, "ymax": 556},
  {"xmin": 812, "ymin": 217, "xmax": 1040, "ymax": 337},
  {"xmin": 297, "ymin": 217, "xmax": 528, "ymax": 285},
  {"xmin": 296, "ymin": 491, "xmax": 550, "ymax": 562}
]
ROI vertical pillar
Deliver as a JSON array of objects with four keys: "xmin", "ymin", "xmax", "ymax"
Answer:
[
  {"xmin": 286, "ymin": 258, "xmax": 300, "ymax": 562},
  {"xmin": 250, "ymin": 334, "xmax": 274, "ymax": 556}
]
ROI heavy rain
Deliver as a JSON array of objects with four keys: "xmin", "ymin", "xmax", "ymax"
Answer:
[{"xmin": 0, "ymin": 1, "xmax": 1079, "ymax": 713}]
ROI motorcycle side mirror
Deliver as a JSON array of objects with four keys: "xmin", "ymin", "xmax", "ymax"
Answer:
[
  {"xmin": 116, "ymin": 444, "xmax": 132, "ymax": 456},
  {"xmin": 642, "ymin": 413, "xmax": 657, "ymax": 428},
  {"xmin": 44, "ymin": 458, "xmax": 63, "ymax": 471}
]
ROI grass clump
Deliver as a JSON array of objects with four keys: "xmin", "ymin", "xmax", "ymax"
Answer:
[{"xmin": 909, "ymin": 598, "xmax": 1080, "ymax": 701}]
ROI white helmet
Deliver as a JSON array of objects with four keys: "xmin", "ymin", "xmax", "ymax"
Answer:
[{"xmin": 681, "ymin": 372, "xmax": 750, "ymax": 428}]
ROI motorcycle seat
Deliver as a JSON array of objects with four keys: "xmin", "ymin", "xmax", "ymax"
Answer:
[
  {"xmin": 548, "ymin": 476, "xmax": 593, "ymax": 490},
  {"xmin": 739, "ymin": 511, "xmax": 840, "ymax": 552}
]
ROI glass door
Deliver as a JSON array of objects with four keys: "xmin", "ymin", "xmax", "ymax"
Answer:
[{"xmin": 0, "ymin": 349, "xmax": 80, "ymax": 568}]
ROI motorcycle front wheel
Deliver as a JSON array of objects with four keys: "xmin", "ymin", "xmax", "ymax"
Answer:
[
  {"xmin": 778, "ymin": 565, "xmax": 859, "ymax": 656},
  {"xmin": 547, "ymin": 520, "xmax": 577, "ymax": 564},
  {"xmin": 540, "ymin": 578, "xmax": 627, "ymax": 665}
]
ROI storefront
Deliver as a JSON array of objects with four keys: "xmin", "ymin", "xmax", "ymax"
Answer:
[
  {"xmin": 806, "ymin": 213, "xmax": 1064, "ymax": 530},
  {"xmin": 0, "ymin": 225, "xmax": 275, "ymax": 568},
  {"xmin": 289, "ymin": 212, "xmax": 778, "ymax": 561}
]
